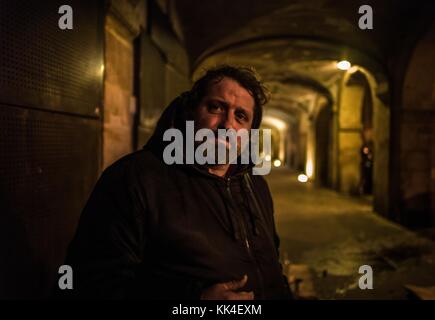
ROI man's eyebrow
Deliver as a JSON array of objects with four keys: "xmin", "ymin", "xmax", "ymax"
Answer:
[
  {"xmin": 207, "ymin": 97, "xmax": 229, "ymax": 107},
  {"xmin": 207, "ymin": 97, "xmax": 251, "ymax": 113}
]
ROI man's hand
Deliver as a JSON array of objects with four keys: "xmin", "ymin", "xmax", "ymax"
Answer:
[{"xmin": 200, "ymin": 274, "xmax": 254, "ymax": 300}]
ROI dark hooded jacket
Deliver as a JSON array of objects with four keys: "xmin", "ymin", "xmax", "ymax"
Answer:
[{"xmin": 58, "ymin": 94, "xmax": 293, "ymax": 300}]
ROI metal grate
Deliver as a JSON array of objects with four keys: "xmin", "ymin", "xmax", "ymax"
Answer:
[
  {"xmin": 0, "ymin": 0, "xmax": 104, "ymax": 298},
  {"xmin": 0, "ymin": 0, "xmax": 104, "ymax": 116},
  {"xmin": 0, "ymin": 104, "xmax": 101, "ymax": 298}
]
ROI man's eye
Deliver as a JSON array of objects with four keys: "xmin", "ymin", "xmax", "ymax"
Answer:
[
  {"xmin": 208, "ymin": 104, "xmax": 223, "ymax": 112},
  {"xmin": 236, "ymin": 112, "xmax": 247, "ymax": 121}
]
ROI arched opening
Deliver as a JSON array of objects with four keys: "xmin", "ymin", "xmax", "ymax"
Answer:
[
  {"xmin": 338, "ymin": 70, "xmax": 375, "ymax": 196},
  {"xmin": 261, "ymin": 114, "xmax": 290, "ymax": 169}
]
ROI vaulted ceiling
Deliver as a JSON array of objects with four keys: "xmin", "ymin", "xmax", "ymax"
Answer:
[{"xmin": 169, "ymin": 0, "xmax": 433, "ymax": 123}]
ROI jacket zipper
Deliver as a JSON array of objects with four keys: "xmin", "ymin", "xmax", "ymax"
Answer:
[{"xmin": 226, "ymin": 177, "xmax": 265, "ymax": 299}]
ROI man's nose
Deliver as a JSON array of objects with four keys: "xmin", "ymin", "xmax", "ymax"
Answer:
[{"xmin": 219, "ymin": 112, "xmax": 235, "ymax": 130}]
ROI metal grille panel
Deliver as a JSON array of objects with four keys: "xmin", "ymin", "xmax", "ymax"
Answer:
[
  {"xmin": 0, "ymin": 104, "xmax": 101, "ymax": 298},
  {"xmin": 0, "ymin": 0, "xmax": 104, "ymax": 116},
  {"xmin": 0, "ymin": 0, "xmax": 104, "ymax": 298}
]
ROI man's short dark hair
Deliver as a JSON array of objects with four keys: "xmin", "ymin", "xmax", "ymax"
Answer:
[{"xmin": 189, "ymin": 65, "xmax": 269, "ymax": 129}]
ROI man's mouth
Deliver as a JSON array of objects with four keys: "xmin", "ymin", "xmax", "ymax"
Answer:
[{"xmin": 216, "ymin": 137, "xmax": 230, "ymax": 147}]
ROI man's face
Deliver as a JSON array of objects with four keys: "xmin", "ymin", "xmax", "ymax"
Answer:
[{"xmin": 193, "ymin": 77, "xmax": 255, "ymax": 157}]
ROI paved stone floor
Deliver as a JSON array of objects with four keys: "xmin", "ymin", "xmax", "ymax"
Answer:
[{"xmin": 265, "ymin": 168, "xmax": 435, "ymax": 300}]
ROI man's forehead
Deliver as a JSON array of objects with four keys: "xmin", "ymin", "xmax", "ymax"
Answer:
[{"xmin": 207, "ymin": 78, "xmax": 254, "ymax": 107}]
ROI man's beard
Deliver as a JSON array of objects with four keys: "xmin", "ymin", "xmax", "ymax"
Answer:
[{"xmin": 194, "ymin": 130, "xmax": 244, "ymax": 166}]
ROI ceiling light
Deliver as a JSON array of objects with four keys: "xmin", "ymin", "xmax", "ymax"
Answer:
[{"xmin": 337, "ymin": 60, "xmax": 351, "ymax": 70}]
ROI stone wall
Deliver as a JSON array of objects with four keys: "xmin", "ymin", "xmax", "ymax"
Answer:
[
  {"xmin": 338, "ymin": 83, "xmax": 364, "ymax": 194},
  {"xmin": 137, "ymin": 0, "xmax": 191, "ymax": 148},
  {"xmin": 399, "ymin": 22, "xmax": 435, "ymax": 227},
  {"xmin": 103, "ymin": 0, "xmax": 145, "ymax": 169},
  {"xmin": 103, "ymin": 0, "xmax": 191, "ymax": 167}
]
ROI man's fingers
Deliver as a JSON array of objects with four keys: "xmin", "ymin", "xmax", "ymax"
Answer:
[
  {"xmin": 202, "ymin": 275, "xmax": 253, "ymax": 300},
  {"xmin": 223, "ymin": 274, "xmax": 248, "ymax": 291},
  {"xmin": 226, "ymin": 290, "xmax": 254, "ymax": 300}
]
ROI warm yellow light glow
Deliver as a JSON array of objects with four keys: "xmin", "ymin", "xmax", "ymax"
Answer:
[
  {"xmin": 262, "ymin": 116, "xmax": 288, "ymax": 131},
  {"xmin": 273, "ymin": 159, "xmax": 281, "ymax": 167},
  {"xmin": 265, "ymin": 154, "xmax": 271, "ymax": 162},
  {"xmin": 298, "ymin": 174, "xmax": 308, "ymax": 183},
  {"xmin": 337, "ymin": 60, "xmax": 351, "ymax": 70},
  {"xmin": 306, "ymin": 159, "xmax": 313, "ymax": 178}
]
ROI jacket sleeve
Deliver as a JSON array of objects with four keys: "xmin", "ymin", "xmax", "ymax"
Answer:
[
  {"xmin": 54, "ymin": 161, "xmax": 145, "ymax": 299},
  {"xmin": 54, "ymin": 160, "xmax": 206, "ymax": 299}
]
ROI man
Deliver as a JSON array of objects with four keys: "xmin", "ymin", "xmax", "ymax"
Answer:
[{"xmin": 58, "ymin": 65, "xmax": 292, "ymax": 300}]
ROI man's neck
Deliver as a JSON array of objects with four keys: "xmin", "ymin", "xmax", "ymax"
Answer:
[{"xmin": 207, "ymin": 164, "xmax": 231, "ymax": 177}]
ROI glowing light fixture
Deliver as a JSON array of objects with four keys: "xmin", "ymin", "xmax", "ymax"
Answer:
[
  {"xmin": 273, "ymin": 159, "xmax": 281, "ymax": 167},
  {"xmin": 337, "ymin": 60, "xmax": 351, "ymax": 70},
  {"xmin": 262, "ymin": 116, "xmax": 287, "ymax": 131},
  {"xmin": 265, "ymin": 154, "xmax": 272, "ymax": 162},
  {"xmin": 297, "ymin": 174, "xmax": 308, "ymax": 183},
  {"xmin": 306, "ymin": 159, "xmax": 313, "ymax": 178}
]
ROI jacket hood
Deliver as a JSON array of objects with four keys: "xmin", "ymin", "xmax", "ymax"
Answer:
[{"xmin": 143, "ymin": 94, "xmax": 270, "ymax": 247}]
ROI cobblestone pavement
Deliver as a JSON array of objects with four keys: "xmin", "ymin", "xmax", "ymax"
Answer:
[{"xmin": 265, "ymin": 168, "xmax": 435, "ymax": 299}]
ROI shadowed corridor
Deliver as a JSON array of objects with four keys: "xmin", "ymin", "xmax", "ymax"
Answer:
[{"xmin": 266, "ymin": 168, "xmax": 435, "ymax": 299}]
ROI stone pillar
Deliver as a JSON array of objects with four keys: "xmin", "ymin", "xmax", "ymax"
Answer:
[
  {"xmin": 372, "ymin": 86, "xmax": 390, "ymax": 216},
  {"xmin": 398, "ymin": 21, "xmax": 435, "ymax": 227},
  {"xmin": 338, "ymin": 84, "xmax": 364, "ymax": 194},
  {"xmin": 103, "ymin": 0, "xmax": 145, "ymax": 169}
]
